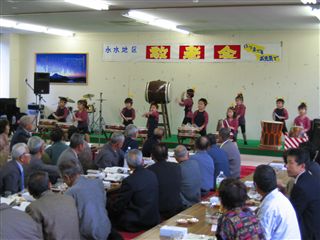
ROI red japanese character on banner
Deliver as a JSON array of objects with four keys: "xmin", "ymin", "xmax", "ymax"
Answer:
[
  {"xmin": 214, "ymin": 45, "xmax": 241, "ymax": 59},
  {"xmin": 146, "ymin": 46, "xmax": 171, "ymax": 59},
  {"xmin": 179, "ymin": 45, "xmax": 205, "ymax": 60}
]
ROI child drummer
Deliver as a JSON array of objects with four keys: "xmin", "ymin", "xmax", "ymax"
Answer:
[
  {"xmin": 272, "ymin": 97, "xmax": 289, "ymax": 134},
  {"xmin": 234, "ymin": 93, "xmax": 247, "ymax": 145},
  {"xmin": 222, "ymin": 106, "xmax": 238, "ymax": 141},
  {"xmin": 48, "ymin": 97, "xmax": 69, "ymax": 122},
  {"xmin": 143, "ymin": 102, "xmax": 159, "ymax": 138},
  {"xmin": 192, "ymin": 98, "xmax": 209, "ymax": 136},
  {"xmin": 120, "ymin": 98, "xmax": 136, "ymax": 127},
  {"xmin": 294, "ymin": 102, "xmax": 311, "ymax": 135},
  {"xmin": 74, "ymin": 99, "xmax": 90, "ymax": 142},
  {"xmin": 178, "ymin": 89, "xmax": 194, "ymax": 125}
]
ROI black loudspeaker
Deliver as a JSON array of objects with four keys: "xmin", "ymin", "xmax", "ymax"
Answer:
[
  {"xmin": 34, "ymin": 72, "xmax": 50, "ymax": 94},
  {"xmin": 311, "ymin": 119, "xmax": 320, "ymax": 148}
]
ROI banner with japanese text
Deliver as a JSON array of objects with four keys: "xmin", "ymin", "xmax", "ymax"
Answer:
[{"xmin": 102, "ymin": 43, "xmax": 282, "ymax": 63}]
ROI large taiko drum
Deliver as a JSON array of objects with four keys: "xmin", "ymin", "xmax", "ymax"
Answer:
[
  {"xmin": 260, "ymin": 120, "xmax": 283, "ymax": 150},
  {"xmin": 145, "ymin": 80, "xmax": 171, "ymax": 104}
]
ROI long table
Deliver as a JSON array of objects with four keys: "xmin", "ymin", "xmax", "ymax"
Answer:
[{"xmin": 135, "ymin": 166, "xmax": 291, "ymax": 240}]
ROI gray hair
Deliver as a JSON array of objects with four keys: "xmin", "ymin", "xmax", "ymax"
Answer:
[
  {"xmin": 58, "ymin": 159, "xmax": 81, "ymax": 178},
  {"xmin": 110, "ymin": 132, "xmax": 125, "ymax": 145},
  {"xmin": 19, "ymin": 115, "xmax": 33, "ymax": 128},
  {"xmin": 125, "ymin": 149, "xmax": 143, "ymax": 168},
  {"xmin": 27, "ymin": 136, "xmax": 45, "ymax": 154},
  {"xmin": 70, "ymin": 133, "xmax": 84, "ymax": 148},
  {"xmin": 11, "ymin": 143, "xmax": 28, "ymax": 160},
  {"xmin": 125, "ymin": 124, "xmax": 138, "ymax": 138},
  {"xmin": 219, "ymin": 128, "xmax": 231, "ymax": 141},
  {"xmin": 174, "ymin": 145, "xmax": 188, "ymax": 159}
]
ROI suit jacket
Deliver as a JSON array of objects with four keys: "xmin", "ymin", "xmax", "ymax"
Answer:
[
  {"xmin": 0, "ymin": 203, "xmax": 42, "ymax": 240},
  {"xmin": 109, "ymin": 167, "xmax": 160, "ymax": 232},
  {"xmin": 10, "ymin": 126, "xmax": 31, "ymax": 150},
  {"xmin": 0, "ymin": 160, "xmax": 24, "ymax": 195},
  {"xmin": 121, "ymin": 137, "xmax": 139, "ymax": 152},
  {"xmin": 57, "ymin": 147, "xmax": 83, "ymax": 173},
  {"xmin": 26, "ymin": 190, "xmax": 81, "ymax": 240},
  {"xmin": 45, "ymin": 141, "xmax": 68, "ymax": 165},
  {"xmin": 94, "ymin": 143, "xmax": 124, "ymax": 169},
  {"xmin": 65, "ymin": 176, "xmax": 111, "ymax": 240},
  {"xmin": 290, "ymin": 171, "xmax": 320, "ymax": 240},
  {"xmin": 220, "ymin": 140, "xmax": 241, "ymax": 178},
  {"xmin": 148, "ymin": 161, "xmax": 183, "ymax": 219},
  {"xmin": 142, "ymin": 137, "xmax": 159, "ymax": 157},
  {"xmin": 307, "ymin": 161, "xmax": 320, "ymax": 180}
]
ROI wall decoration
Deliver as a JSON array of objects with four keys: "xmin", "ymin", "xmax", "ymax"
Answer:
[{"xmin": 36, "ymin": 53, "xmax": 88, "ymax": 84}]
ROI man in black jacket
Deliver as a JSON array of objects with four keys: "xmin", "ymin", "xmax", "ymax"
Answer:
[
  {"xmin": 286, "ymin": 148, "xmax": 320, "ymax": 240},
  {"xmin": 10, "ymin": 115, "xmax": 33, "ymax": 150},
  {"xmin": 142, "ymin": 128, "xmax": 164, "ymax": 157},
  {"xmin": 121, "ymin": 124, "xmax": 139, "ymax": 153},
  {"xmin": 108, "ymin": 149, "xmax": 160, "ymax": 232},
  {"xmin": 148, "ymin": 143, "xmax": 183, "ymax": 219}
]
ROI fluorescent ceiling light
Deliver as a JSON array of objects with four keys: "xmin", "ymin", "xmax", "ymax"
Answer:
[
  {"xmin": 64, "ymin": 0, "xmax": 109, "ymax": 10},
  {"xmin": 14, "ymin": 23, "xmax": 47, "ymax": 32},
  {"xmin": 0, "ymin": 19, "xmax": 16, "ymax": 28},
  {"xmin": 123, "ymin": 10, "xmax": 190, "ymax": 35},
  {"xmin": 46, "ymin": 28, "xmax": 75, "ymax": 37},
  {"xmin": 301, "ymin": 0, "xmax": 317, "ymax": 4}
]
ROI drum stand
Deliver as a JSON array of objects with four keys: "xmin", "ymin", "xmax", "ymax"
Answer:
[
  {"xmin": 92, "ymin": 93, "xmax": 108, "ymax": 142},
  {"xmin": 158, "ymin": 103, "xmax": 171, "ymax": 138}
]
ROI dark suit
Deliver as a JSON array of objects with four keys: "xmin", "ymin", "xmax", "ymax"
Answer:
[
  {"xmin": 308, "ymin": 161, "xmax": 320, "ymax": 180},
  {"xmin": 0, "ymin": 203, "xmax": 42, "ymax": 240},
  {"xmin": 142, "ymin": 137, "xmax": 159, "ymax": 157},
  {"xmin": 121, "ymin": 137, "xmax": 139, "ymax": 152},
  {"xmin": 10, "ymin": 126, "xmax": 31, "ymax": 150},
  {"xmin": 94, "ymin": 143, "xmax": 124, "ymax": 169},
  {"xmin": 109, "ymin": 167, "xmax": 160, "ymax": 232},
  {"xmin": 148, "ymin": 161, "xmax": 183, "ymax": 219},
  {"xmin": 290, "ymin": 171, "xmax": 320, "ymax": 240},
  {"xmin": 0, "ymin": 160, "xmax": 24, "ymax": 195}
]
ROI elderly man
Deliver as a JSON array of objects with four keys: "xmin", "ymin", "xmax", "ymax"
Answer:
[
  {"xmin": 95, "ymin": 132, "xmax": 125, "ymax": 168},
  {"xmin": 57, "ymin": 133, "xmax": 84, "ymax": 173},
  {"xmin": 148, "ymin": 143, "xmax": 182, "ymax": 219},
  {"xmin": 219, "ymin": 128, "xmax": 241, "ymax": 179},
  {"xmin": 10, "ymin": 115, "xmax": 34, "ymax": 150},
  {"xmin": 45, "ymin": 127, "xmax": 68, "ymax": 165},
  {"xmin": 122, "ymin": 124, "xmax": 139, "ymax": 152},
  {"xmin": 142, "ymin": 128, "xmax": 164, "ymax": 157},
  {"xmin": 27, "ymin": 136, "xmax": 59, "ymax": 184},
  {"xmin": 58, "ymin": 160, "xmax": 111, "ymax": 240},
  {"xmin": 26, "ymin": 171, "xmax": 80, "ymax": 240},
  {"xmin": 174, "ymin": 145, "xmax": 201, "ymax": 208},
  {"xmin": 0, "ymin": 143, "xmax": 31, "ymax": 195},
  {"xmin": 190, "ymin": 136, "xmax": 214, "ymax": 196},
  {"xmin": 109, "ymin": 149, "xmax": 160, "ymax": 232}
]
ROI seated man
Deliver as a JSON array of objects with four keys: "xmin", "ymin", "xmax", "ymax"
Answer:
[
  {"xmin": 95, "ymin": 132, "xmax": 125, "ymax": 168},
  {"xmin": 0, "ymin": 143, "xmax": 31, "ymax": 195},
  {"xmin": 58, "ymin": 160, "xmax": 111, "ymax": 239},
  {"xmin": 190, "ymin": 136, "xmax": 214, "ymax": 195},
  {"xmin": 48, "ymin": 97, "xmax": 69, "ymax": 122},
  {"xmin": 10, "ymin": 115, "xmax": 34, "ymax": 150},
  {"xmin": 207, "ymin": 133, "xmax": 230, "ymax": 189},
  {"xmin": 26, "ymin": 171, "xmax": 80, "ymax": 240},
  {"xmin": 122, "ymin": 124, "xmax": 139, "ymax": 152},
  {"xmin": 148, "ymin": 143, "xmax": 182, "ymax": 219},
  {"xmin": 45, "ymin": 127, "xmax": 68, "ymax": 165},
  {"xmin": 174, "ymin": 145, "xmax": 201, "ymax": 208},
  {"xmin": 57, "ymin": 133, "xmax": 84, "ymax": 173},
  {"xmin": 0, "ymin": 202, "xmax": 42, "ymax": 239},
  {"xmin": 219, "ymin": 128, "xmax": 241, "ymax": 178},
  {"xmin": 254, "ymin": 165, "xmax": 300, "ymax": 240},
  {"xmin": 27, "ymin": 136, "xmax": 59, "ymax": 184},
  {"xmin": 286, "ymin": 148, "xmax": 320, "ymax": 240},
  {"xmin": 142, "ymin": 128, "xmax": 164, "ymax": 157},
  {"xmin": 109, "ymin": 149, "xmax": 160, "ymax": 232}
]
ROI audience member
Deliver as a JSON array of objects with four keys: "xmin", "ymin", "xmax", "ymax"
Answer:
[
  {"xmin": 27, "ymin": 136, "xmax": 59, "ymax": 184},
  {"xmin": 10, "ymin": 115, "xmax": 34, "ymax": 150},
  {"xmin": 95, "ymin": 132, "xmax": 125, "ymax": 168},
  {"xmin": 219, "ymin": 128, "xmax": 241, "ymax": 178},
  {"xmin": 254, "ymin": 165, "xmax": 300, "ymax": 240},
  {"xmin": 174, "ymin": 145, "xmax": 201, "ymax": 208},
  {"xmin": 109, "ymin": 149, "xmax": 160, "ymax": 232},
  {"xmin": 286, "ymin": 148, "xmax": 320, "ymax": 240},
  {"xmin": 142, "ymin": 128, "xmax": 164, "ymax": 157},
  {"xmin": 190, "ymin": 136, "xmax": 214, "ymax": 195},
  {"xmin": 59, "ymin": 160, "xmax": 111, "ymax": 239},
  {"xmin": 0, "ymin": 143, "xmax": 31, "ymax": 194},
  {"xmin": 216, "ymin": 178, "xmax": 264, "ymax": 240},
  {"xmin": 26, "ymin": 171, "xmax": 80, "ymax": 240},
  {"xmin": 122, "ymin": 124, "xmax": 139, "ymax": 152},
  {"xmin": 0, "ymin": 119, "xmax": 10, "ymax": 167},
  {"xmin": 45, "ymin": 127, "xmax": 68, "ymax": 165}
]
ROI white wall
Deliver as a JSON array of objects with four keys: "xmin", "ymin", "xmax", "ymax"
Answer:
[{"xmin": 11, "ymin": 30, "xmax": 320, "ymax": 139}]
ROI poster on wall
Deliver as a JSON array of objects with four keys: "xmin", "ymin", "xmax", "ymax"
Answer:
[
  {"xmin": 35, "ymin": 53, "xmax": 88, "ymax": 84},
  {"xmin": 102, "ymin": 43, "xmax": 282, "ymax": 63}
]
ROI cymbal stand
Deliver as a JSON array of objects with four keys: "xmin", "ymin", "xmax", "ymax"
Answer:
[{"xmin": 92, "ymin": 93, "xmax": 108, "ymax": 143}]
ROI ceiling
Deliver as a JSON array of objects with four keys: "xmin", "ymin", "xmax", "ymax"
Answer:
[{"xmin": 0, "ymin": 0, "xmax": 319, "ymax": 34}]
